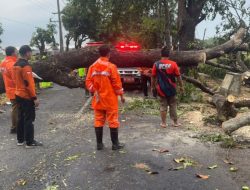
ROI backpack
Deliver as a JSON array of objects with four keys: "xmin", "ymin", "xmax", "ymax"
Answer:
[{"xmin": 155, "ymin": 61, "xmax": 176, "ymax": 97}]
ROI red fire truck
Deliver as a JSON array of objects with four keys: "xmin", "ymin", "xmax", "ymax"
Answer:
[{"xmin": 85, "ymin": 41, "xmax": 141, "ymax": 85}]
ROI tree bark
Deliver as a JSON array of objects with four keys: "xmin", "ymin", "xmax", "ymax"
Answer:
[
  {"xmin": 53, "ymin": 28, "xmax": 247, "ymax": 69},
  {"xmin": 182, "ymin": 75, "xmax": 215, "ymax": 95},
  {"xmin": 30, "ymin": 61, "xmax": 85, "ymax": 88},
  {"xmin": 205, "ymin": 60, "xmax": 241, "ymax": 73},
  {"xmin": 222, "ymin": 112, "xmax": 250, "ymax": 134},
  {"xmin": 212, "ymin": 94, "xmax": 238, "ymax": 122},
  {"xmin": 205, "ymin": 28, "xmax": 247, "ymax": 60},
  {"xmin": 177, "ymin": 0, "xmax": 208, "ymax": 50},
  {"xmin": 0, "ymin": 28, "xmax": 248, "ymax": 94},
  {"xmin": 235, "ymin": 99, "xmax": 250, "ymax": 108}
]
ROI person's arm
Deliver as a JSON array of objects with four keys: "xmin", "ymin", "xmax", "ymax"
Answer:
[
  {"xmin": 177, "ymin": 76, "xmax": 184, "ymax": 93},
  {"xmin": 174, "ymin": 63, "xmax": 184, "ymax": 93},
  {"xmin": 151, "ymin": 64, "xmax": 157, "ymax": 90},
  {"xmin": 85, "ymin": 67, "xmax": 95, "ymax": 93},
  {"xmin": 22, "ymin": 66, "xmax": 38, "ymax": 106},
  {"xmin": 110, "ymin": 65, "xmax": 125, "ymax": 103}
]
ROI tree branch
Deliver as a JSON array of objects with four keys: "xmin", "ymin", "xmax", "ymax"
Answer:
[
  {"xmin": 205, "ymin": 60, "xmax": 242, "ymax": 72},
  {"xmin": 182, "ymin": 75, "xmax": 215, "ymax": 95}
]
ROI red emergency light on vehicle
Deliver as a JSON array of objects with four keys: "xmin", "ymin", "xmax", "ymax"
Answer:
[{"xmin": 115, "ymin": 41, "xmax": 141, "ymax": 51}]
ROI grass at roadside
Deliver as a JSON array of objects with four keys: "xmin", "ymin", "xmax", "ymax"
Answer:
[
  {"xmin": 0, "ymin": 94, "xmax": 7, "ymax": 105},
  {"xmin": 120, "ymin": 98, "xmax": 160, "ymax": 115}
]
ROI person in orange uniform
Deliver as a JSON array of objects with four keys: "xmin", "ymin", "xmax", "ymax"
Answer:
[
  {"xmin": 86, "ymin": 45, "xmax": 125, "ymax": 150},
  {"xmin": 13, "ymin": 45, "xmax": 42, "ymax": 148},
  {"xmin": 0, "ymin": 46, "xmax": 18, "ymax": 133}
]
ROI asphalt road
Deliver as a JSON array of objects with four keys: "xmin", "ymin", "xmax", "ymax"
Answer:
[{"xmin": 0, "ymin": 85, "xmax": 249, "ymax": 190}]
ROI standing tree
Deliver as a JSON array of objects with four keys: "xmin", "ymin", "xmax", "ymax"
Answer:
[
  {"xmin": 62, "ymin": 0, "xmax": 177, "ymax": 49},
  {"xmin": 177, "ymin": 0, "xmax": 250, "ymax": 50},
  {"xmin": 62, "ymin": 0, "xmax": 101, "ymax": 49},
  {"xmin": 0, "ymin": 23, "xmax": 3, "ymax": 45},
  {"xmin": 30, "ymin": 23, "xmax": 57, "ymax": 55}
]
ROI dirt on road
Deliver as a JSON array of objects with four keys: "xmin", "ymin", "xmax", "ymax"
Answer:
[{"xmin": 0, "ymin": 86, "xmax": 249, "ymax": 190}]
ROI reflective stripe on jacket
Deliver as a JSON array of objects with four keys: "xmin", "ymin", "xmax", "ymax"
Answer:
[
  {"xmin": 86, "ymin": 57, "xmax": 124, "ymax": 110},
  {"xmin": 13, "ymin": 58, "xmax": 37, "ymax": 100}
]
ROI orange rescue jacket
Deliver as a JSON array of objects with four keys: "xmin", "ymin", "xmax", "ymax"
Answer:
[
  {"xmin": 13, "ymin": 58, "xmax": 37, "ymax": 100},
  {"xmin": 0, "ymin": 56, "xmax": 17, "ymax": 100},
  {"xmin": 86, "ymin": 57, "xmax": 124, "ymax": 110}
]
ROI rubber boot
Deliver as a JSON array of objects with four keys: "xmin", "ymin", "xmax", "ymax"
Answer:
[
  {"xmin": 95, "ymin": 127, "xmax": 104, "ymax": 150},
  {"xmin": 110, "ymin": 128, "xmax": 124, "ymax": 150}
]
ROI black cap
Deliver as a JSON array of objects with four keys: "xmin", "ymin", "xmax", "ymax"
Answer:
[{"xmin": 19, "ymin": 45, "xmax": 32, "ymax": 56}]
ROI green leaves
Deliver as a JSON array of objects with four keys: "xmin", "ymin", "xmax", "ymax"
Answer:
[
  {"xmin": 30, "ymin": 23, "xmax": 57, "ymax": 54},
  {"xmin": 0, "ymin": 22, "xmax": 3, "ymax": 44},
  {"xmin": 229, "ymin": 167, "xmax": 238, "ymax": 172},
  {"xmin": 208, "ymin": 164, "xmax": 218, "ymax": 169},
  {"xmin": 242, "ymin": 186, "xmax": 250, "ymax": 190},
  {"xmin": 64, "ymin": 154, "xmax": 81, "ymax": 161}
]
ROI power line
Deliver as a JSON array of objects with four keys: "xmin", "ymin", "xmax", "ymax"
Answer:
[
  {"xmin": 27, "ymin": 0, "xmax": 53, "ymax": 16},
  {"xmin": 0, "ymin": 17, "xmax": 37, "ymax": 28},
  {"xmin": 61, "ymin": 0, "xmax": 67, "ymax": 6},
  {"xmin": 37, "ymin": 0, "xmax": 57, "ymax": 10}
]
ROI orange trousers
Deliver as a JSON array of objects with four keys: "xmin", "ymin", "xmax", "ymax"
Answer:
[{"xmin": 94, "ymin": 109, "xmax": 119, "ymax": 128}]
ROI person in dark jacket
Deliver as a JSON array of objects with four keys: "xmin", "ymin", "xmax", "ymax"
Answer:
[{"xmin": 13, "ymin": 45, "xmax": 42, "ymax": 148}]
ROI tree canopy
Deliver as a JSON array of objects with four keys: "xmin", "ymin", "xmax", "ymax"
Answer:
[
  {"xmin": 61, "ymin": 0, "xmax": 250, "ymax": 50},
  {"xmin": 30, "ymin": 23, "xmax": 57, "ymax": 55}
]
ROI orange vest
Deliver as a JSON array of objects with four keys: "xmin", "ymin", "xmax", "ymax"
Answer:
[
  {"xmin": 0, "ymin": 56, "xmax": 17, "ymax": 100},
  {"xmin": 13, "ymin": 59, "xmax": 37, "ymax": 100},
  {"xmin": 86, "ymin": 57, "xmax": 124, "ymax": 110}
]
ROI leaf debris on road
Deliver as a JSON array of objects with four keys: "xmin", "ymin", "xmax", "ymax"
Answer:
[
  {"xmin": 134, "ymin": 163, "xmax": 159, "ymax": 175},
  {"xmin": 208, "ymin": 164, "xmax": 218, "ymax": 169},
  {"xmin": 16, "ymin": 179, "xmax": 27, "ymax": 186},
  {"xmin": 152, "ymin": 148, "xmax": 169, "ymax": 153},
  {"xmin": 64, "ymin": 154, "xmax": 81, "ymax": 161},
  {"xmin": 223, "ymin": 159, "xmax": 234, "ymax": 165},
  {"xmin": 196, "ymin": 174, "xmax": 210, "ymax": 180},
  {"xmin": 229, "ymin": 167, "xmax": 238, "ymax": 172}
]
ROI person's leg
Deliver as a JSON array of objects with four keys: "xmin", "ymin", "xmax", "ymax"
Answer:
[
  {"xmin": 16, "ymin": 100, "xmax": 25, "ymax": 145},
  {"xmin": 24, "ymin": 100, "xmax": 35, "ymax": 145},
  {"xmin": 169, "ymin": 96, "xmax": 180, "ymax": 127},
  {"xmin": 107, "ymin": 110, "xmax": 124, "ymax": 150},
  {"xmin": 141, "ymin": 75, "xmax": 148, "ymax": 97},
  {"xmin": 10, "ymin": 100, "xmax": 18, "ymax": 134},
  {"xmin": 85, "ymin": 89, "xmax": 90, "ymax": 98},
  {"xmin": 160, "ymin": 97, "xmax": 168, "ymax": 128},
  {"xmin": 94, "ymin": 110, "xmax": 106, "ymax": 150}
]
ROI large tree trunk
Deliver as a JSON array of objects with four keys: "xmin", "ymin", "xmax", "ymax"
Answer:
[
  {"xmin": 222, "ymin": 112, "xmax": 250, "ymax": 134},
  {"xmin": 53, "ymin": 28, "xmax": 247, "ymax": 70},
  {"xmin": 0, "ymin": 28, "xmax": 248, "ymax": 94},
  {"xmin": 212, "ymin": 94, "xmax": 238, "ymax": 122},
  {"xmin": 177, "ymin": 0, "xmax": 207, "ymax": 50}
]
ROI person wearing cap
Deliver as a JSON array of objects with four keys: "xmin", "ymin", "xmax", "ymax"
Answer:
[
  {"xmin": 0, "ymin": 46, "xmax": 18, "ymax": 133},
  {"xmin": 13, "ymin": 45, "xmax": 42, "ymax": 148}
]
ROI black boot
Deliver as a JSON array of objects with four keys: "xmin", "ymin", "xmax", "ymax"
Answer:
[
  {"xmin": 110, "ymin": 128, "xmax": 124, "ymax": 150},
  {"xmin": 95, "ymin": 127, "xmax": 104, "ymax": 150}
]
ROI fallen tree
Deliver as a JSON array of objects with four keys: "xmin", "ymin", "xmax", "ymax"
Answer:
[
  {"xmin": 222, "ymin": 112, "xmax": 250, "ymax": 134},
  {"xmin": 0, "ymin": 28, "xmax": 248, "ymax": 95},
  {"xmin": 53, "ymin": 28, "xmax": 247, "ymax": 69}
]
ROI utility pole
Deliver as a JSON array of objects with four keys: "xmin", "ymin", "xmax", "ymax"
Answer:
[{"xmin": 56, "ymin": 0, "xmax": 64, "ymax": 52}]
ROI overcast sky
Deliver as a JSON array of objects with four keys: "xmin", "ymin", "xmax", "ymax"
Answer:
[{"xmin": 0, "ymin": 0, "xmax": 249, "ymax": 48}]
